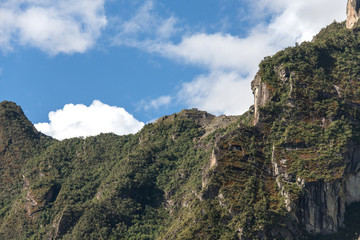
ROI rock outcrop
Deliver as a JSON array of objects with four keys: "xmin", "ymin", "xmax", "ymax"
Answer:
[
  {"xmin": 251, "ymin": 73, "xmax": 271, "ymax": 125},
  {"xmin": 295, "ymin": 144, "xmax": 360, "ymax": 234},
  {"xmin": 271, "ymin": 144, "xmax": 360, "ymax": 234},
  {"xmin": 155, "ymin": 108, "xmax": 215, "ymax": 126},
  {"xmin": 347, "ymin": 0, "xmax": 360, "ymax": 29}
]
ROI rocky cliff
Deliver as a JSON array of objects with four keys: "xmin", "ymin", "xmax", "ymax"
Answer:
[
  {"xmin": 191, "ymin": 20, "xmax": 360, "ymax": 239},
  {"xmin": 347, "ymin": 0, "xmax": 360, "ymax": 29},
  {"xmin": 243, "ymin": 21, "xmax": 360, "ymax": 238},
  {"xmin": 251, "ymin": 73, "xmax": 271, "ymax": 125}
]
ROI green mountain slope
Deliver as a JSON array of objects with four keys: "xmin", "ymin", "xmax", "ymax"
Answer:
[{"xmin": 1, "ymin": 21, "xmax": 360, "ymax": 239}]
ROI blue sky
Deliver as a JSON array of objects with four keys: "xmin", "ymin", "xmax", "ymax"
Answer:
[{"xmin": 0, "ymin": 0, "xmax": 346, "ymax": 140}]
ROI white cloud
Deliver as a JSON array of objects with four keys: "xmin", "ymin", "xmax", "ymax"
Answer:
[
  {"xmin": 35, "ymin": 100, "xmax": 144, "ymax": 140},
  {"xmin": 258, "ymin": 0, "xmax": 346, "ymax": 44},
  {"xmin": 157, "ymin": 0, "xmax": 346, "ymax": 71},
  {"xmin": 135, "ymin": 0, "xmax": 346, "ymax": 115},
  {"xmin": 157, "ymin": 33, "xmax": 275, "ymax": 73},
  {"xmin": 156, "ymin": 32, "xmax": 267, "ymax": 115},
  {"xmin": 113, "ymin": 0, "xmax": 346, "ymax": 116},
  {"xmin": 0, "ymin": 0, "xmax": 106, "ymax": 54},
  {"xmin": 141, "ymin": 95, "xmax": 172, "ymax": 111},
  {"xmin": 178, "ymin": 71, "xmax": 253, "ymax": 115}
]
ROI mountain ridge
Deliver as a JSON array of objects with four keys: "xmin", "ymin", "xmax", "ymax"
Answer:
[{"xmin": 2, "ymin": 20, "xmax": 360, "ymax": 239}]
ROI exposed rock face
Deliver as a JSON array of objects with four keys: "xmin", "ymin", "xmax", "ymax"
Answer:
[
  {"xmin": 49, "ymin": 206, "xmax": 82, "ymax": 240},
  {"xmin": 296, "ymin": 180, "xmax": 343, "ymax": 234},
  {"xmin": 271, "ymin": 145, "xmax": 297, "ymax": 213},
  {"xmin": 272, "ymin": 140, "xmax": 360, "ymax": 234},
  {"xmin": 347, "ymin": 0, "xmax": 360, "ymax": 29},
  {"xmin": 251, "ymin": 26, "xmax": 360, "ymax": 236},
  {"xmin": 251, "ymin": 73, "xmax": 271, "ymax": 125},
  {"xmin": 23, "ymin": 174, "xmax": 61, "ymax": 218},
  {"xmin": 295, "ymin": 172, "xmax": 360, "ymax": 234},
  {"xmin": 201, "ymin": 140, "xmax": 221, "ymax": 199}
]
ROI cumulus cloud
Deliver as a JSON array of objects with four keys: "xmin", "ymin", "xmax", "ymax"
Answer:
[
  {"xmin": 0, "ymin": 0, "xmax": 106, "ymax": 54},
  {"xmin": 156, "ymin": 32, "xmax": 268, "ymax": 114},
  {"xmin": 178, "ymin": 71, "xmax": 253, "ymax": 115},
  {"xmin": 35, "ymin": 100, "xmax": 144, "ymax": 140}
]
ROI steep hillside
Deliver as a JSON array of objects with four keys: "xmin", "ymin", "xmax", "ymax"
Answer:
[
  {"xmin": 0, "ymin": 104, "xmax": 241, "ymax": 239},
  {"xmin": 248, "ymin": 21, "xmax": 360, "ymax": 238},
  {"xmin": 0, "ymin": 102, "xmax": 53, "ymax": 238},
  {"xmin": 2, "ymin": 21, "xmax": 360, "ymax": 240}
]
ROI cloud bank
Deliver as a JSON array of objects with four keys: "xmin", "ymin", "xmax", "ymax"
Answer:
[
  {"xmin": 35, "ymin": 100, "xmax": 144, "ymax": 140},
  {"xmin": 0, "ymin": 0, "xmax": 107, "ymax": 54},
  {"xmin": 115, "ymin": 0, "xmax": 346, "ymax": 115}
]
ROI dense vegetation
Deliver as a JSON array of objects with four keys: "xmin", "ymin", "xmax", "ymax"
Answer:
[
  {"xmin": 1, "ymin": 21, "xmax": 360, "ymax": 239},
  {"xmin": 0, "ymin": 108, "xmax": 216, "ymax": 239},
  {"xmin": 259, "ymin": 22, "xmax": 360, "ymax": 181}
]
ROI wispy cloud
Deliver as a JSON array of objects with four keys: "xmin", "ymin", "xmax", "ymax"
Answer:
[
  {"xmin": 113, "ymin": 0, "xmax": 178, "ymax": 47},
  {"xmin": 0, "ymin": 0, "xmax": 107, "ymax": 55},
  {"xmin": 139, "ymin": 95, "xmax": 172, "ymax": 111},
  {"xmin": 35, "ymin": 100, "xmax": 144, "ymax": 140}
]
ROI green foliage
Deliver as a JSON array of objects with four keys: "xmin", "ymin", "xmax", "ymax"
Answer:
[
  {"xmin": 257, "ymin": 21, "xmax": 360, "ymax": 182},
  {"xmin": 0, "ymin": 116, "xmax": 212, "ymax": 239},
  {"xmin": 2, "ymin": 20, "xmax": 360, "ymax": 240}
]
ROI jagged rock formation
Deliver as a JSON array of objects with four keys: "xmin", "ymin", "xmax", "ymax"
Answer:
[{"xmin": 347, "ymin": 0, "xmax": 360, "ymax": 29}]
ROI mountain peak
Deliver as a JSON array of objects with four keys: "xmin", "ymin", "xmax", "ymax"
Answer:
[
  {"xmin": 0, "ymin": 101, "xmax": 41, "ymax": 153},
  {"xmin": 347, "ymin": 0, "xmax": 360, "ymax": 28}
]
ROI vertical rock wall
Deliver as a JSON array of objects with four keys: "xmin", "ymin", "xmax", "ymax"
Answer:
[
  {"xmin": 251, "ymin": 73, "xmax": 271, "ymax": 125},
  {"xmin": 272, "ymin": 144, "xmax": 360, "ymax": 234}
]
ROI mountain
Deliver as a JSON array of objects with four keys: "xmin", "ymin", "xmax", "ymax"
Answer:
[
  {"xmin": 0, "ymin": 102, "xmax": 52, "ymax": 236},
  {"xmin": 2, "ymin": 8, "xmax": 360, "ymax": 240}
]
